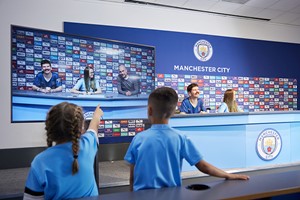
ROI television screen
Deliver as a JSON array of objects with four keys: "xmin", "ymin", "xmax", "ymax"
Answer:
[{"xmin": 11, "ymin": 25, "xmax": 155, "ymax": 123}]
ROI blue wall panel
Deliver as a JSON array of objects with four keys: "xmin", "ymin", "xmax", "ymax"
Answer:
[{"xmin": 290, "ymin": 122, "xmax": 300, "ymax": 162}]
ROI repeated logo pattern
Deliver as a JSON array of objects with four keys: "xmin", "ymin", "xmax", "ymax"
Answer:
[
  {"xmin": 11, "ymin": 26, "xmax": 298, "ymax": 139},
  {"xmin": 11, "ymin": 26, "xmax": 155, "ymax": 94},
  {"xmin": 156, "ymin": 74, "xmax": 297, "ymax": 112},
  {"xmin": 99, "ymin": 74, "xmax": 297, "ymax": 138},
  {"xmin": 98, "ymin": 119, "xmax": 146, "ymax": 137}
]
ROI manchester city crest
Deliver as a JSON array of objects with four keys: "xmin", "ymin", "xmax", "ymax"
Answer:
[
  {"xmin": 256, "ymin": 128, "xmax": 282, "ymax": 161},
  {"xmin": 193, "ymin": 40, "xmax": 213, "ymax": 62}
]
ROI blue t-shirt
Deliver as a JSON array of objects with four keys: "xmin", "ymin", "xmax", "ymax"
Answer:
[
  {"xmin": 124, "ymin": 124, "xmax": 203, "ymax": 191},
  {"xmin": 73, "ymin": 78, "xmax": 100, "ymax": 92},
  {"xmin": 33, "ymin": 72, "xmax": 62, "ymax": 89},
  {"xmin": 179, "ymin": 98, "xmax": 205, "ymax": 114},
  {"xmin": 24, "ymin": 130, "xmax": 99, "ymax": 200},
  {"xmin": 217, "ymin": 102, "xmax": 243, "ymax": 113}
]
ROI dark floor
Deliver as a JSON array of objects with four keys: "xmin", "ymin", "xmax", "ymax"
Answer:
[{"xmin": 0, "ymin": 161, "xmax": 299, "ymax": 200}]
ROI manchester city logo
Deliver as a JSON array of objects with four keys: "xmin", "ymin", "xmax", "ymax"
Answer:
[
  {"xmin": 193, "ymin": 40, "xmax": 213, "ymax": 62},
  {"xmin": 256, "ymin": 128, "xmax": 282, "ymax": 161}
]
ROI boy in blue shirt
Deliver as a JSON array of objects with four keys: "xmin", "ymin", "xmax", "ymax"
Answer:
[{"xmin": 124, "ymin": 87, "xmax": 249, "ymax": 191}]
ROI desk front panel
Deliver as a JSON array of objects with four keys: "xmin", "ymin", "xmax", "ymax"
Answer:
[
  {"xmin": 12, "ymin": 91, "xmax": 148, "ymax": 122},
  {"xmin": 170, "ymin": 112, "xmax": 300, "ymax": 172}
]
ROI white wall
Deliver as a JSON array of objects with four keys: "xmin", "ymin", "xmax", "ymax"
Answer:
[{"xmin": 1, "ymin": 0, "xmax": 300, "ymax": 149}]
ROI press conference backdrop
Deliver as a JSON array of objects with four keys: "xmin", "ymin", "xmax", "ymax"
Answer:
[
  {"xmin": 11, "ymin": 25, "xmax": 155, "ymax": 95},
  {"xmin": 11, "ymin": 25, "xmax": 156, "ymax": 143},
  {"xmin": 64, "ymin": 22, "xmax": 299, "ymax": 112},
  {"xmin": 11, "ymin": 23, "xmax": 300, "ymax": 144},
  {"xmin": 11, "ymin": 25, "xmax": 155, "ymax": 126}
]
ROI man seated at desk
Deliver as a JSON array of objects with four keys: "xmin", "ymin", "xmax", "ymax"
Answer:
[
  {"xmin": 117, "ymin": 64, "xmax": 140, "ymax": 96},
  {"xmin": 32, "ymin": 60, "xmax": 62, "ymax": 93},
  {"xmin": 71, "ymin": 66, "xmax": 102, "ymax": 95},
  {"xmin": 180, "ymin": 83, "xmax": 206, "ymax": 114}
]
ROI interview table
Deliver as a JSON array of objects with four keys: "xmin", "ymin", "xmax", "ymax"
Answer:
[
  {"xmin": 75, "ymin": 169, "xmax": 300, "ymax": 200},
  {"xmin": 12, "ymin": 90, "xmax": 300, "ymax": 172},
  {"xmin": 169, "ymin": 111, "xmax": 300, "ymax": 172},
  {"xmin": 12, "ymin": 90, "xmax": 149, "ymax": 121}
]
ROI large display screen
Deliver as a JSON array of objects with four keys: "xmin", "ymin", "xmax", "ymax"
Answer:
[{"xmin": 11, "ymin": 25, "xmax": 155, "ymax": 123}]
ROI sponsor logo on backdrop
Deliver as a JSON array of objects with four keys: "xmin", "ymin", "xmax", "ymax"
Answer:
[
  {"xmin": 194, "ymin": 40, "xmax": 213, "ymax": 62},
  {"xmin": 256, "ymin": 128, "xmax": 282, "ymax": 161},
  {"xmin": 83, "ymin": 111, "xmax": 94, "ymax": 120}
]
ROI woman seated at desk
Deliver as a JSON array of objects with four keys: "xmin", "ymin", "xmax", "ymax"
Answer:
[
  {"xmin": 71, "ymin": 67, "xmax": 102, "ymax": 95},
  {"xmin": 217, "ymin": 89, "xmax": 243, "ymax": 113}
]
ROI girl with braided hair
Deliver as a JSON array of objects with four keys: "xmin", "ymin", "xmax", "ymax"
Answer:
[{"xmin": 24, "ymin": 102, "xmax": 103, "ymax": 200}]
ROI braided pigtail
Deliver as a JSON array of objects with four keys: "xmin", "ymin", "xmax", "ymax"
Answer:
[
  {"xmin": 45, "ymin": 102, "xmax": 84, "ymax": 175},
  {"xmin": 71, "ymin": 106, "xmax": 83, "ymax": 175},
  {"xmin": 45, "ymin": 105, "xmax": 62, "ymax": 147},
  {"xmin": 46, "ymin": 137, "xmax": 53, "ymax": 147}
]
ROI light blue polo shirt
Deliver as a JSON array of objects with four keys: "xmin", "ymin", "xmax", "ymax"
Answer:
[
  {"xmin": 217, "ymin": 102, "xmax": 243, "ymax": 113},
  {"xmin": 24, "ymin": 130, "xmax": 99, "ymax": 199},
  {"xmin": 124, "ymin": 124, "xmax": 203, "ymax": 191},
  {"xmin": 73, "ymin": 78, "xmax": 100, "ymax": 92}
]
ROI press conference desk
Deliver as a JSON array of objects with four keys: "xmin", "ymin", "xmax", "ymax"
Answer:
[
  {"xmin": 12, "ymin": 90, "xmax": 300, "ymax": 172},
  {"xmin": 169, "ymin": 111, "xmax": 300, "ymax": 172},
  {"xmin": 12, "ymin": 90, "xmax": 148, "ymax": 121},
  {"xmin": 75, "ymin": 169, "xmax": 300, "ymax": 200}
]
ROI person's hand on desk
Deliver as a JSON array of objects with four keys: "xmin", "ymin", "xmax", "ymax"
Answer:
[
  {"xmin": 78, "ymin": 92, "xmax": 93, "ymax": 95},
  {"xmin": 45, "ymin": 87, "xmax": 51, "ymax": 93},
  {"xmin": 179, "ymin": 111, "xmax": 209, "ymax": 114},
  {"xmin": 200, "ymin": 111, "xmax": 208, "ymax": 114},
  {"xmin": 196, "ymin": 160, "xmax": 250, "ymax": 181},
  {"xmin": 83, "ymin": 91, "xmax": 102, "ymax": 95},
  {"xmin": 226, "ymin": 173, "xmax": 250, "ymax": 180},
  {"xmin": 37, "ymin": 88, "xmax": 47, "ymax": 93},
  {"xmin": 36, "ymin": 87, "xmax": 52, "ymax": 93}
]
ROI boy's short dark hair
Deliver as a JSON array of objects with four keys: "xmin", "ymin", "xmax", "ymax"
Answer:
[
  {"xmin": 187, "ymin": 83, "xmax": 198, "ymax": 93},
  {"xmin": 41, "ymin": 59, "xmax": 51, "ymax": 66},
  {"xmin": 148, "ymin": 87, "xmax": 178, "ymax": 119}
]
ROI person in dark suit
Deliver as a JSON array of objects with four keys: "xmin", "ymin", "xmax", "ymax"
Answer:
[{"xmin": 117, "ymin": 65, "xmax": 139, "ymax": 96}]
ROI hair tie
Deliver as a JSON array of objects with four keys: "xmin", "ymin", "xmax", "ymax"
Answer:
[{"xmin": 73, "ymin": 155, "xmax": 78, "ymax": 159}]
